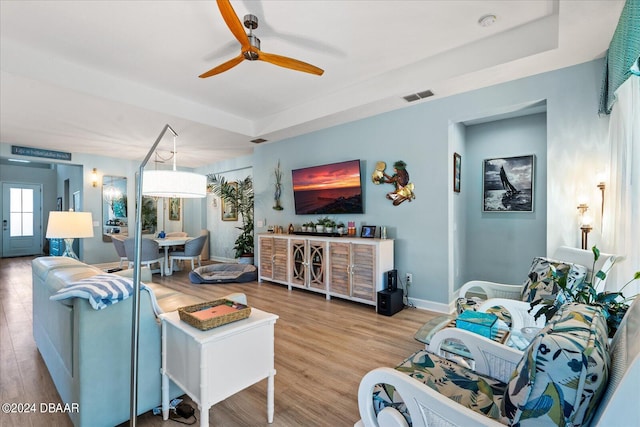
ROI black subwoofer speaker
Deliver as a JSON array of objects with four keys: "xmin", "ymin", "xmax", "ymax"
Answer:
[
  {"xmin": 386, "ymin": 269, "xmax": 398, "ymax": 291},
  {"xmin": 377, "ymin": 289, "xmax": 403, "ymax": 316}
]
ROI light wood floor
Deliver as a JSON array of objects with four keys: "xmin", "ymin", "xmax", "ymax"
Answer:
[{"xmin": 0, "ymin": 256, "xmax": 437, "ymax": 427}]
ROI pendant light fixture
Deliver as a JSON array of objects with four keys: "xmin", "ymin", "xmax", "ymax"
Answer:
[{"xmin": 142, "ymin": 132, "xmax": 206, "ymax": 198}]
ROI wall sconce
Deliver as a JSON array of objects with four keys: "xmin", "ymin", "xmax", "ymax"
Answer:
[
  {"xmin": 577, "ymin": 202, "xmax": 589, "ymax": 216},
  {"xmin": 91, "ymin": 168, "xmax": 98, "ymax": 187},
  {"xmin": 597, "ymin": 180, "xmax": 605, "ymax": 227},
  {"xmin": 580, "ymin": 214, "xmax": 593, "ymax": 250},
  {"xmin": 577, "ymin": 198, "xmax": 589, "ymax": 235}
]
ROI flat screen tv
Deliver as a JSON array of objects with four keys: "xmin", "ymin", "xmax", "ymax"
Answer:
[{"xmin": 292, "ymin": 159, "xmax": 364, "ymax": 215}]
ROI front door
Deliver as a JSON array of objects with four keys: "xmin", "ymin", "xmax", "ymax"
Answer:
[{"xmin": 2, "ymin": 182, "xmax": 43, "ymax": 257}]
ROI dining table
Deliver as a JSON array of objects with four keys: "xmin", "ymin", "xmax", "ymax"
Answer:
[{"xmin": 154, "ymin": 236, "xmax": 191, "ymax": 276}]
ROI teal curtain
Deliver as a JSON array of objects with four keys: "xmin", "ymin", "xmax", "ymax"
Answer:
[{"xmin": 599, "ymin": 0, "xmax": 640, "ymax": 115}]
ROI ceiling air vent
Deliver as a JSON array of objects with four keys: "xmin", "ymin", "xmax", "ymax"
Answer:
[
  {"xmin": 250, "ymin": 138, "xmax": 268, "ymax": 144},
  {"xmin": 403, "ymin": 89, "xmax": 434, "ymax": 103}
]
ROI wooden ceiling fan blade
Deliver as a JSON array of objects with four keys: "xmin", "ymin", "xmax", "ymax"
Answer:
[
  {"xmin": 199, "ymin": 54, "xmax": 245, "ymax": 78},
  {"xmin": 216, "ymin": 0, "xmax": 250, "ymax": 50},
  {"xmin": 258, "ymin": 51, "xmax": 324, "ymax": 76}
]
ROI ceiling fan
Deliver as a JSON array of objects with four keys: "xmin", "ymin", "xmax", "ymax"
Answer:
[{"xmin": 199, "ymin": 0, "xmax": 324, "ymax": 78}]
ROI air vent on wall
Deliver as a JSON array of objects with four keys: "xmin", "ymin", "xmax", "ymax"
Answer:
[
  {"xmin": 250, "ymin": 138, "xmax": 268, "ymax": 144},
  {"xmin": 403, "ymin": 89, "xmax": 434, "ymax": 103}
]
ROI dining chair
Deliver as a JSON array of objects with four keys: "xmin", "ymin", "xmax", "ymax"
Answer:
[
  {"xmin": 124, "ymin": 237, "xmax": 164, "ymax": 276},
  {"xmin": 169, "ymin": 235, "xmax": 208, "ymax": 274},
  {"xmin": 199, "ymin": 229, "xmax": 210, "ymax": 261},
  {"xmin": 111, "ymin": 236, "xmax": 128, "ymax": 268}
]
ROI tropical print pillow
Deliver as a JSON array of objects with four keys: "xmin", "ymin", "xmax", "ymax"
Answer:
[
  {"xmin": 503, "ymin": 303, "xmax": 610, "ymax": 426},
  {"xmin": 520, "ymin": 257, "xmax": 588, "ymax": 303}
]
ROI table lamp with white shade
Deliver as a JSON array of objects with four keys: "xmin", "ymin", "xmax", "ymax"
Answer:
[{"xmin": 46, "ymin": 211, "xmax": 94, "ymax": 259}]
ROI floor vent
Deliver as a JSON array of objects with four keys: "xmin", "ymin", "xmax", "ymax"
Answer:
[{"xmin": 403, "ymin": 89, "xmax": 434, "ymax": 102}]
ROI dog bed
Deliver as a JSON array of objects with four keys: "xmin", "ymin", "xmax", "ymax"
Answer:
[{"xmin": 189, "ymin": 263, "xmax": 258, "ymax": 284}]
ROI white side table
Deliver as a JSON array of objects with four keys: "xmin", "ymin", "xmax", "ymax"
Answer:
[{"xmin": 160, "ymin": 308, "xmax": 278, "ymax": 426}]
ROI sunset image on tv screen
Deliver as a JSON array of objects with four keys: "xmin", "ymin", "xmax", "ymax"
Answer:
[{"xmin": 291, "ymin": 160, "xmax": 363, "ymax": 214}]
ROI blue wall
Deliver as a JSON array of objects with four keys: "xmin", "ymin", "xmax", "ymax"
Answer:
[
  {"xmin": 242, "ymin": 59, "xmax": 609, "ymax": 311},
  {"xmin": 464, "ymin": 113, "xmax": 548, "ymax": 285}
]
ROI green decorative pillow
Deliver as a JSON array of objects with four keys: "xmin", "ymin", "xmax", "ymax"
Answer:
[
  {"xmin": 503, "ymin": 303, "xmax": 610, "ymax": 426},
  {"xmin": 520, "ymin": 257, "xmax": 588, "ymax": 303}
]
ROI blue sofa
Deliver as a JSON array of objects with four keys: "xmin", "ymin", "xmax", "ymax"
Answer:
[{"xmin": 32, "ymin": 257, "xmax": 246, "ymax": 426}]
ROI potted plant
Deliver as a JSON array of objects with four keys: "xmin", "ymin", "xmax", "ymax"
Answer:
[
  {"xmin": 324, "ymin": 219, "xmax": 336, "ymax": 233},
  {"xmin": 207, "ymin": 174, "xmax": 254, "ymax": 264},
  {"xmin": 316, "ymin": 217, "xmax": 333, "ymax": 233},
  {"xmin": 529, "ymin": 246, "xmax": 639, "ymax": 337},
  {"xmin": 140, "ymin": 196, "xmax": 157, "ymax": 234},
  {"xmin": 336, "ymin": 222, "xmax": 345, "ymax": 235}
]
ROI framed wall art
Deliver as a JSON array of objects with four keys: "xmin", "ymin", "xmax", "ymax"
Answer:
[
  {"xmin": 56, "ymin": 197, "xmax": 63, "ymax": 211},
  {"xmin": 221, "ymin": 181, "xmax": 238, "ymax": 221},
  {"xmin": 483, "ymin": 155, "xmax": 534, "ymax": 212},
  {"xmin": 169, "ymin": 197, "xmax": 181, "ymax": 221},
  {"xmin": 453, "ymin": 152, "xmax": 461, "ymax": 193}
]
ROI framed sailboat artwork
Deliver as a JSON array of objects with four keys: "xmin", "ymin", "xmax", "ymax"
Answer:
[{"xmin": 483, "ymin": 155, "xmax": 534, "ymax": 212}]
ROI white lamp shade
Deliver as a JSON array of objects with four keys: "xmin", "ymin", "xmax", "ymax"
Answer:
[
  {"xmin": 46, "ymin": 211, "xmax": 94, "ymax": 238},
  {"xmin": 142, "ymin": 170, "xmax": 207, "ymax": 198}
]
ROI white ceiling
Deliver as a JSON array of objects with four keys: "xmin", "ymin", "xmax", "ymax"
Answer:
[{"xmin": 0, "ymin": 0, "xmax": 624, "ymax": 168}]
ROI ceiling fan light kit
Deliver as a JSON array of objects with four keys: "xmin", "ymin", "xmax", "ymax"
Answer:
[{"xmin": 199, "ymin": 0, "xmax": 324, "ymax": 78}]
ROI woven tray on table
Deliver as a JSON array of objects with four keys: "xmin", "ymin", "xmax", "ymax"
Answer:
[{"xmin": 178, "ymin": 299, "xmax": 251, "ymax": 331}]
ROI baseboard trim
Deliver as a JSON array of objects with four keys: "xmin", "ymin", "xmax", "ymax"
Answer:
[{"xmin": 407, "ymin": 296, "xmax": 454, "ymax": 314}]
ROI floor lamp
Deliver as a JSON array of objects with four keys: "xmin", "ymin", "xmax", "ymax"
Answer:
[
  {"xmin": 45, "ymin": 211, "xmax": 94, "ymax": 259},
  {"xmin": 129, "ymin": 124, "xmax": 206, "ymax": 426}
]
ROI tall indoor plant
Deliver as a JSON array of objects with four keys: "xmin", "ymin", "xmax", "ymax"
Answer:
[{"xmin": 208, "ymin": 174, "xmax": 254, "ymax": 263}]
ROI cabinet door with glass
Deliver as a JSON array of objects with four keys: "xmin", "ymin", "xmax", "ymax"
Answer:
[
  {"xmin": 290, "ymin": 239, "xmax": 307, "ymax": 287},
  {"xmin": 307, "ymin": 240, "xmax": 326, "ymax": 291},
  {"xmin": 289, "ymin": 238, "xmax": 326, "ymax": 291}
]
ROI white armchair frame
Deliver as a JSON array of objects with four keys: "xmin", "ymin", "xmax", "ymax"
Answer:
[
  {"xmin": 428, "ymin": 327, "xmax": 523, "ymax": 383},
  {"xmin": 457, "ymin": 246, "xmax": 618, "ymax": 332},
  {"xmin": 357, "ymin": 328, "xmax": 521, "ymax": 427},
  {"xmin": 458, "ymin": 246, "xmax": 617, "ymax": 301},
  {"xmin": 357, "ymin": 367, "xmax": 505, "ymax": 427}
]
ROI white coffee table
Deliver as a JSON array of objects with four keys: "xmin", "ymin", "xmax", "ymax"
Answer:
[{"xmin": 160, "ymin": 308, "xmax": 279, "ymax": 426}]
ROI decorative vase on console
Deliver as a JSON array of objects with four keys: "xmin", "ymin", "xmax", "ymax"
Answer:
[{"xmin": 158, "ymin": 230, "xmax": 166, "ymax": 238}]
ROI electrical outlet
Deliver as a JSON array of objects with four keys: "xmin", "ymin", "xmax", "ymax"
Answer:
[{"xmin": 406, "ymin": 273, "xmax": 412, "ymax": 286}]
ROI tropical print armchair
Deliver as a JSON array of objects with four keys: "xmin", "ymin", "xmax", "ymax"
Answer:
[
  {"xmin": 455, "ymin": 257, "xmax": 588, "ymax": 335},
  {"xmin": 371, "ymin": 303, "xmax": 610, "ymax": 426}
]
